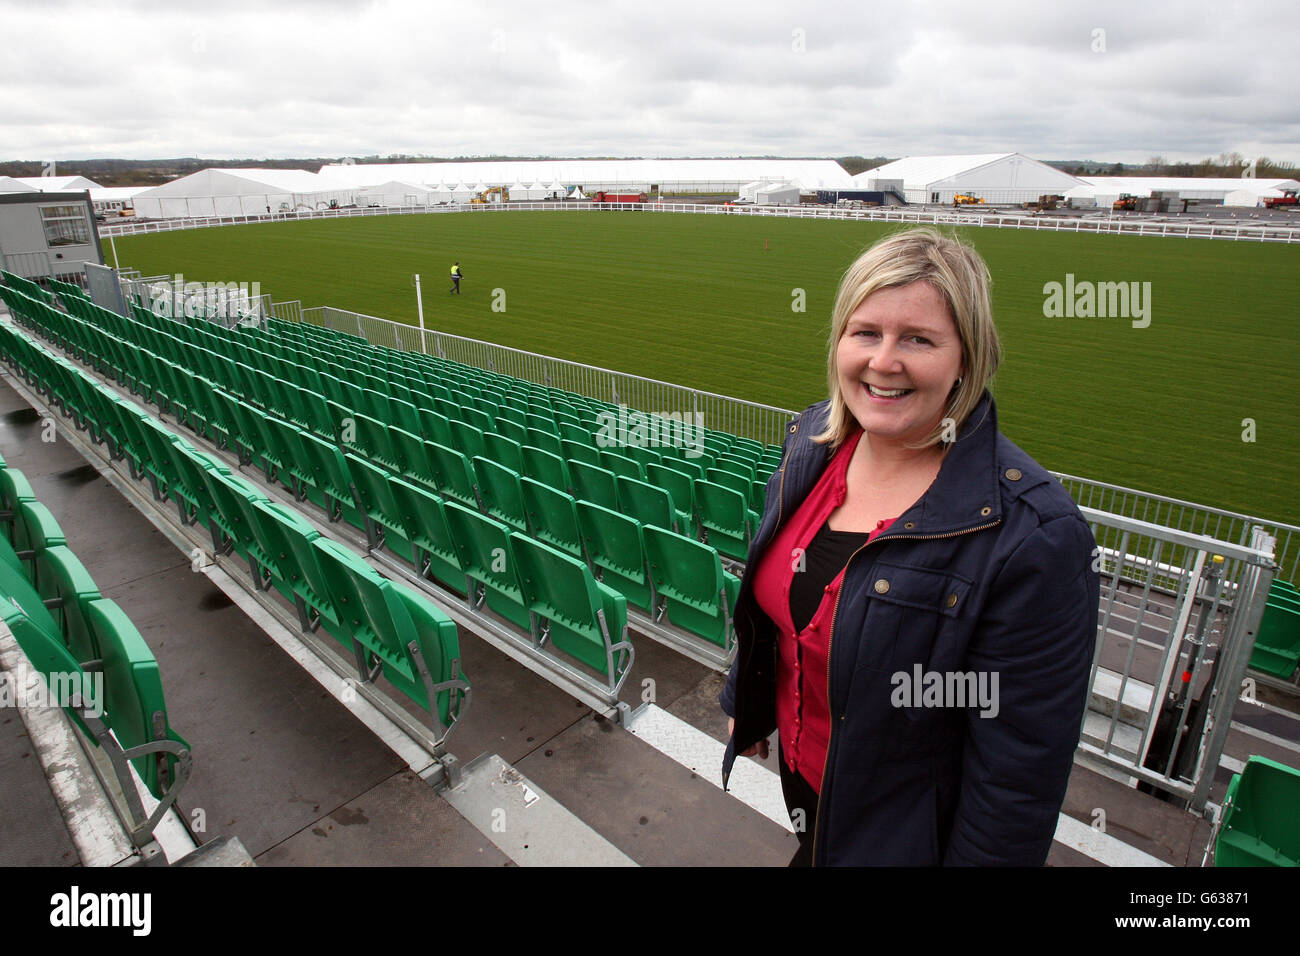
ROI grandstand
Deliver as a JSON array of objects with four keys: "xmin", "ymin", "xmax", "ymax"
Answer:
[{"xmin": 0, "ymin": 206, "xmax": 1297, "ymax": 870}]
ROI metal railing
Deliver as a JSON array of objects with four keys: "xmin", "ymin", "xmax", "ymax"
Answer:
[
  {"xmin": 1058, "ymin": 473, "xmax": 1299, "ymax": 585},
  {"xmin": 301, "ymin": 305, "xmax": 793, "ymax": 445},
  {"xmin": 0, "ymin": 249, "xmax": 100, "ymax": 282},
  {"xmin": 97, "ymin": 201, "xmax": 1300, "ymax": 243},
  {"xmin": 1078, "ymin": 509, "xmax": 1276, "ymax": 811}
]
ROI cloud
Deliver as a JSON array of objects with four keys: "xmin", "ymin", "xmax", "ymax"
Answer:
[{"xmin": 1, "ymin": 0, "xmax": 1295, "ymax": 163}]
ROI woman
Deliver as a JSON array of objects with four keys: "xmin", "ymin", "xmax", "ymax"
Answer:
[{"xmin": 721, "ymin": 227, "xmax": 1099, "ymax": 866}]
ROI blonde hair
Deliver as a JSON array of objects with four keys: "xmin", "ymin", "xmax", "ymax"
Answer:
[{"xmin": 813, "ymin": 227, "xmax": 1000, "ymax": 450}]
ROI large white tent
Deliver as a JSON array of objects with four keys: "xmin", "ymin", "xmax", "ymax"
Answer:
[
  {"xmin": 755, "ymin": 183, "xmax": 800, "ymax": 205},
  {"xmin": 132, "ymin": 168, "xmax": 357, "ymax": 218},
  {"xmin": 353, "ymin": 180, "xmax": 433, "ymax": 207},
  {"xmin": 1065, "ymin": 177, "xmax": 1300, "ymax": 209},
  {"xmin": 853, "ymin": 153, "xmax": 1083, "ymax": 205},
  {"xmin": 13, "ymin": 175, "xmax": 102, "ymax": 192},
  {"xmin": 318, "ymin": 159, "xmax": 855, "ymax": 195},
  {"xmin": 0, "ymin": 177, "xmax": 38, "ymax": 193}
]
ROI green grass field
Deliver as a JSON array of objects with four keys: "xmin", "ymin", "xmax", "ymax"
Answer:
[{"xmin": 110, "ymin": 211, "xmax": 1300, "ymax": 527}]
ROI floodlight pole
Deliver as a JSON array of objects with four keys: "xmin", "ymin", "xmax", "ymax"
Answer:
[{"xmin": 414, "ymin": 273, "xmax": 427, "ymax": 354}]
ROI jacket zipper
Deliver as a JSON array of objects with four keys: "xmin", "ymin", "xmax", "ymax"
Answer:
[{"xmin": 809, "ymin": 518, "xmax": 1000, "ymax": 866}]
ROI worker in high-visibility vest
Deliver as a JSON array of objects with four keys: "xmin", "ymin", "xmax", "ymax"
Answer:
[{"xmin": 449, "ymin": 261, "xmax": 463, "ymax": 295}]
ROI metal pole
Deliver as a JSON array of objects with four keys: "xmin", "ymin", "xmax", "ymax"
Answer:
[{"xmin": 415, "ymin": 273, "xmax": 427, "ymax": 354}]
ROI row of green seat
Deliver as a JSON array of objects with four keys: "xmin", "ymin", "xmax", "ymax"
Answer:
[
  {"xmin": 46, "ymin": 287, "xmax": 780, "ymax": 527},
  {"xmin": 4, "ymin": 298, "xmax": 745, "ymax": 664},
  {"xmin": 0, "ymin": 457, "xmax": 188, "ymax": 800},
  {"xmin": 1249, "ymin": 579, "xmax": 1300, "ymax": 680},
  {"xmin": 0, "ymin": 321, "xmax": 471, "ymax": 733},
  {"xmin": 8, "ymin": 282, "xmax": 765, "ymax": 567}
]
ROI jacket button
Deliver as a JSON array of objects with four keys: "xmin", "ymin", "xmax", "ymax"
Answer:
[
  {"xmin": 873, "ymin": 579, "xmax": 890, "ymax": 594},
  {"xmin": 980, "ymin": 506, "xmax": 992, "ymax": 516},
  {"xmin": 946, "ymin": 593, "xmax": 958, "ymax": 608},
  {"xmin": 1005, "ymin": 468, "xmax": 1022, "ymax": 481}
]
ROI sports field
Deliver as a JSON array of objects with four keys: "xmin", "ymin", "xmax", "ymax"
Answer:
[{"xmin": 110, "ymin": 211, "xmax": 1300, "ymax": 526}]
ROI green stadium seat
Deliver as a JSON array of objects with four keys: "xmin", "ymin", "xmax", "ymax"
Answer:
[
  {"xmin": 386, "ymin": 477, "xmax": 467, "ymax": 596},
  {"xmin": 442, "ymin": 500, "xmax": 530, "ymax": 630},
  {"xmin": 599, "ymin": 448, "xmax": 645, "ymax": 482},
  {"xmin": 483, "ymin": 433, "xmax": 524, "ymax": 474},
  {"xmin": 1216, "ymin": 756, "xmax": 1300, "ymax": 867},
  {"xmin": 345, "ymin": 453, "xmax": 406, "ymax": 553},
  {"xmin": 569, "ymin": 460, "xmax": 620, "ymax": 513},
  {"xmin": 695, "ymin": 480, "xmax": 759, "ymax": 561},
  {"xmin": 426, "ymin": 441, "xmax": 481, "ymax": 510},
  {"xmin": 473, "ymin": 457, "xmax": 529, "ymax": 533},
  {"xmin": 643, "ymin": 525, "xmax": 740, "ymax": 649},
  {"xmin": 498, "ymin": 418, "xmax": 529, "ymax": 448},
  {"xmin": 646, "ymin": 462, "xmax": 697, "ymax": 535},
  {"xmin": 1249, "ymin": 602, "xmax": 1300, "ymax": 680},
  {"xmin": 562, "ymin": 438, "xmax": 601, "ymax": 468},
  {"xmin": 521, "ymin": 445, "xmax": 572, "ymax": 495},
  {"xmin": 511, "ymin": 534, "xmax": 631, "ymax": 680},
  {"xmin": 31, "ymin": 544, "xmax": 102, "ymax": 663},
  {"xmin": 520, "ymin": 477, "xmax": 584, "ymax": 559},
  {"xmin": 245, "ymin": 499, "xmax": 322, "ymax": 603},
  {"xmin": 419, "ymin": 408, "xmax": 454, "ymax": 446},
  {"xmin": 575, "ymin": 501, "xmax": 653, "ymax": 612},
  {"xmin": 617, "ymin": 474, "xmax": 681, "ymax": 534}
]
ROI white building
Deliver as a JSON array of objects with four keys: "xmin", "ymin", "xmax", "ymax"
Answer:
[
  {"xmin": 1066, "ymin": 177, "xmax": 1300, "ymax": 209},
  {"xmin": 853, "ymin": 153, "xmax": 1083, "ymax": 205},
  {"xmin": 132, "ymin": 168, "xmax": 358, "ymax": 218},
  {"xmin": 12, "ymin": 175, "xmax": 102, "ymax": 192},
  {"xmin": 318, "ymin": 159, "xmax": 855, "ymax": 196}
]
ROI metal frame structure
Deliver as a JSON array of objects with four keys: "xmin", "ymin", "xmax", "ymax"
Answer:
[{"xmin": 1077, "ymin": 505, "xmax": 1276, "ymax": 812}]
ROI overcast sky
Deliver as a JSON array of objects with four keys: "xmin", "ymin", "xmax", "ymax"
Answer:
[{"xmin": 3, "ymin": 0, "xmax": 1296, "ymax": 165}]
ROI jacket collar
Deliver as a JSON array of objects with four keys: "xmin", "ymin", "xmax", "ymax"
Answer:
[{"xmin": 789, "ymin": 391, "xmax": 1004, "ymax": 539}]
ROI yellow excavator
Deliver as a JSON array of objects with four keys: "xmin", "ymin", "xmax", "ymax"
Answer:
[
  {"xmin": 471, "ymin": 186, "xmax": 509, "ymax": 205},
  {"xmin": 953, "ymin": 193, "xmax": 984, "ymax": 206}
]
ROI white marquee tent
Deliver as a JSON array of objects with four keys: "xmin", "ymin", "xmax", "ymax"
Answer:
[
  {"xmin": 853, "ymin": 153, "xmax": 1083, "ymax": 205},
  {"xmin": 1065, "ymin": 177, "xmax": 1300, "ymax": 208},
  {"xmin": 318, "ymin": 159, "xmax": 855, "ymax": 195},
  {"xmin": 132, "ymin": 168, "xmax": 357, "ymax": 218}
]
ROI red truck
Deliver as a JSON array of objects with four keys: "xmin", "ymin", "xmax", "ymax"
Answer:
[{"xmin": 1263, "ymin": 190, "xmax": 1298, "ymax": 209}]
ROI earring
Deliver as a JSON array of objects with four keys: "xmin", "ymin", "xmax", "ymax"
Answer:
[{"xmin": 952, "ymin": 377, "xmax": 963, "ymax": 390}]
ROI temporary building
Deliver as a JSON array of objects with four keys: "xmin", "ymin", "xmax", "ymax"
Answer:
[
  {"xmin": 755, "ymin": 183, "xmax": 800, "ymax": 205},
  {"xmin": 13, "ymin": 175, "xmax": 102, "ymax": 192},
  {"xmin": 353, "ymin": 181, "xmax": 432, "ymax": 207},
  {"xmin": 318, "ymin": 159, "xmax": 855, "ymax": 195},
  {"xmin": 853, "ymin": 153, "xmax": 1083, "ymax": 205},
  {"xmin": 0, "ymin": 177, "xmax": 38, "ymax": 193},
  {"xmin": 132, "ymin": 168, "xmax": 356, "ymax": 218},
  {"xmin": 1066, "ymin": 177, "xmax": 1300, "ymax": 209}
]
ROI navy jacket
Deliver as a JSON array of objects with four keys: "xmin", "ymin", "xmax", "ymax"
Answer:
[{"xmin": 721, "ymin": 393, "xmax": 1098, "ymax": 866}]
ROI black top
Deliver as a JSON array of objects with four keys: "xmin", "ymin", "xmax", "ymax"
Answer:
[{"xmin": 789, "ymin": 521, "xmax": 874, "ymax": 633}]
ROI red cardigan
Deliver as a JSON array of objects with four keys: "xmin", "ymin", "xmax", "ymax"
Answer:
[{"xmin": 752, "ymin": 428, "xmax": 893, "ymax": 792}]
